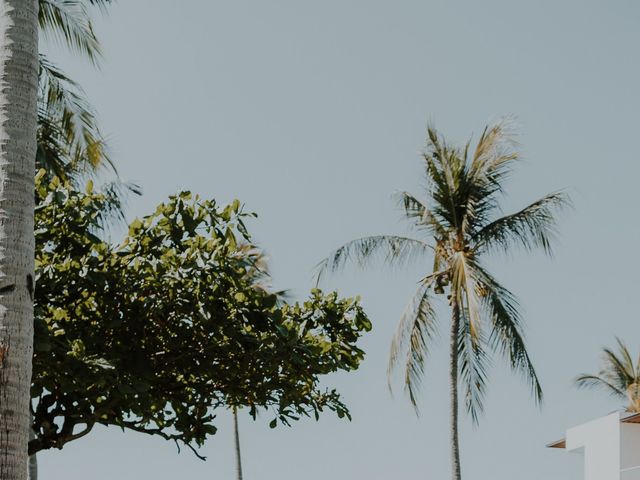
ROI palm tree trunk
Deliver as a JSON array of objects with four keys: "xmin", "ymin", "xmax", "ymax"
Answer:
[
  {"xmin": 27, "ymin": 455, "xmax": 36, "ymax": 480},
  {"xmin": 449, "ymin": 302, "xmax": 462, "ymax": 480},
  {"xmin": 27, "ymin": 429, "xmax": 37, "ymax": 480},
  {"xmin": 0, "ymin": 1, "xmax": 39, "ymax": 479},
  {"xmin": 233, "ymin": 407, "xmax": 244, "ymax": 480}
]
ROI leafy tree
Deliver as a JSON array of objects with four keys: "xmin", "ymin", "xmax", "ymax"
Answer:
[
  {"xmin": 317, "ymin": 121, "xmax": 567, "ymax": 480},
  {"xmin": 576, "ymin": 338, "xmax": 640, "ymax": 412},
  {"xmin": 30, "ymin": 172, "xmax": 371, "ymax": 458},
  {"xmin": 37, "ymin": 3, "xmax": 350, "ymax": 475}
]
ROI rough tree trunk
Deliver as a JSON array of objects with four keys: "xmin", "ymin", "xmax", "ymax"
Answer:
[
  {"xmin": 449, "ymin": 302, "xmax": 462, "ymax": 480},
  {"xmin": 233, "ymin": 407, "xmax": 244, "ymax": 480},
  {"xmin": 0, "ymin": 1, "xmax": 38, "ymax": 479}
]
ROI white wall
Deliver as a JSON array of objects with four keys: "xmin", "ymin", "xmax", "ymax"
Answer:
[
  {"xmin": 621, "ymin": 423, "xmax": 640, "ymax": 469},
  {"xmin": 566, "ymin": 412, "xmax": 621, "ymax": 480}
]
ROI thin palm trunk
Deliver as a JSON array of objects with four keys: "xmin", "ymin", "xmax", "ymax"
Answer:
[
  {"xmin": 0, "ymin": 1, "xmax": 39, "ymax": 479},
  {"xmin": 28, "ymin": 429, "xmax": 37, "ymax": 480},
  {"xmin": 449, "ymin": 303, "xmax": 462, "ymax": 480},
  {"xmin": 233, "ymin": 407, "xmax": 243, "ymax": 480}
]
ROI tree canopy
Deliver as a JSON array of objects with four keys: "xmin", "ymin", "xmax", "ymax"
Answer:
[{"xmin": 31, "ymin": 172, "xmax": 371, "ymax": 457}]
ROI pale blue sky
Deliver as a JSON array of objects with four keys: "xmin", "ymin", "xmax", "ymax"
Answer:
[{"xmin": 39, "ymin": 1, "xmax": 640, "ymax": 479}]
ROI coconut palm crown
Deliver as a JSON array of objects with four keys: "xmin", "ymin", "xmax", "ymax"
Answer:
[
  {"xmin": 36, "ymin": 0, "xmax": 139, "ymax": 228},
  {"xmin": 317, "ymin": 121, "xmax": 568, "ymax": 480},
  {"xmin": 37, "ymin": 0, "xmax": 116, "ymax": 180},
  {"xmin": 576, "ymin": 338, "xmax": 640, "ymax": 413}
]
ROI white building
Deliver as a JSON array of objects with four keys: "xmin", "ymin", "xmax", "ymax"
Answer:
[{"xmin": 549, "ymin": 412, "xmax": 640, "ymax": 480}]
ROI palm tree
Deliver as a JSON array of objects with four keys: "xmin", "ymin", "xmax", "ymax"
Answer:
[
  {"xmin": 37, "ymin": 0, "xmax": 114, "ymax": 180},
  {"xmin": 0, "ymin": 1, "xmax": 39, "ymax": 479},
  {"xmin": 317, "ymin": 121, "xmax": 567, "ymax": 480},
  {"xmin": 233, "ymin": 407, "xmax": 244, "ymax": 480},
  {"xmin": 27, "ymin": 429, "xmax": 37, "ymax": 480},
  {"xmin": 226, "ymin": 247, "xmax": 285, "ymax": 480},
  {"xmin": 576, "ymin": 338, "xmax": 640, "ymax": 413}
]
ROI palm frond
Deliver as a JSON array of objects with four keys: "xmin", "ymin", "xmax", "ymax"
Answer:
[
  {"xmin": 469, "ymin": 120, "xmax": 519, "ymax": 188},
  {"xmin": 576, "ymin": 340, "xmax": 640, "ymax": 411},
  {"xmin": 39, "ymin": 0, "xmax": 102, "ymax": 64},
  {"xmin": 95, "ymin": 179, "xmax": 141, "ymax": 228},
  {"xmin": 398, "ymin": 190, "xmax": 425, "ymax": 223},
  {"xmin": 475, "ymin": 266, "xmax": 543, "ymax": 404},
  {"xmin": 387, "ymin": 278, "xmax": 442, "ymax": 410},
  {"xmin": 457, "ymin": 121, "xmax": 520, "ymax": 231},
  {"xmin": 85, "ymin": 0, "xmax": 112, "ymax": 9},
  {"xmin": 458, "ymin": 315, "xmax": 490, "ymax": 425},
  {"xmin": 450, "ymin": 252, "xmax": 482, "ymax": 340},
  {"xmin": 472, "ymin": 192, "xmax": 569, "ymax": 255},
  {"xmin": 616, "ymin": 337, "xmax": 636, "ymax": 377},
  {"xmin": 575, "ymin": 374, "xmax": 625, "ymax": 398},
  {"xmin": 38, "ymin": 55, "xmax": 114, "ymax": 179},
  {"xmin": 37, "ymin": 111, "xmax": 69, "ymax": 180},
  {"xmin": 314, "ymin": 235, "xmax": 432, "ymax": 285},
  {"xmin": 422, "ymin": 127, "xmax": 465, "ymax": 232},
  {"xmin": 422, "ymin": 125, "xmax": 511, "ymax": 237},
  {"xmin": 602, "ymin": 346, "xmax": 635, "ymax": 390},
  {"xmin": 396, "ymin": 191, "xmax": 448, "ymax": 238}
]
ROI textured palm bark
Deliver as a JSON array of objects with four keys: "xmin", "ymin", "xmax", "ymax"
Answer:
[
  {"xmin": 0, "ymin": 1, "xmax": 38, "ymax": 479},
  {"xmin": 449, "ymin": 303, "xmax": 462, "ymax": 480},
  {"xmin": 233, "ymin": 408, "xmax": 244, "ymax": 480}
]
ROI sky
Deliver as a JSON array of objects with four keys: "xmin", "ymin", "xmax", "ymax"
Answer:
[{"xmin": 38, "ymin": 1, "xmax": 640, "ymax": 479}]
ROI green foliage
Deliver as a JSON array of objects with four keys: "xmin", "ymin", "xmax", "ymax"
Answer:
[{"xmin": 31, "ymin": 173, "xmax": 370, "ymax": 457}]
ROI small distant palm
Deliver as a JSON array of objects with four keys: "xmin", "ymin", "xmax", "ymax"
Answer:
[
  {"xmin": 230, "ymin": 246, "xmax": 285, "ymax": 480},
  {"xmin": 576, "ymin": 338, "xmax": 640, "ymax": 413}
]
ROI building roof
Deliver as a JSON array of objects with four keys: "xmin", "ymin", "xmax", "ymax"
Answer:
[{"xmin": 546, "ymin": 412, "xmax": 640, "ymax": 449}]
